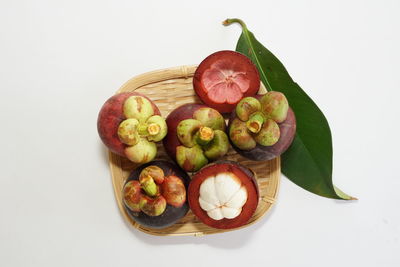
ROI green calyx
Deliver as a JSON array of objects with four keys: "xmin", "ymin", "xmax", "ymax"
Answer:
[
  {"xmin": 259, "ymin": 91, "xmax": 289, "ymax": 123},
  {"xmin": 139, "ymin": 166, "xmax": 165, "ymax": 185},
  {"xmin": 236, "ymin": 97, "xmax": 261, "ymax": 121},
  {"xmin": 193, "ymin": 107, "xmax": 226, "ymax": 131},
  {"xmin": 118, "ymin": 118, "xmax": 140, "ymax": 146},
  {"xmin": 176, "ymin": 107, "xmax": 229, "ymax": 171},
  {"xmin": 177, "ymin": 119, "xmax": 202, "ymax": 147},
  {"xmin": 229, "ymin": 118, "xmax": 257, "ymax": 150},
  {"xmin": 123, "ymin": 95, "xmax": 154, "ymax": 123},
  {"xmin": 203, "ymin": 130, "xmax": 229, "ymax": 160},
  {"xmin": 232, "ymin": 95, "xmax": 288, "ymax": 149},
  {"xmin": 120, "ymin": 115, "xmax": 167, "ymax": 142},
  {"xmin": 176, "ymin": 145, "xmax": 208, "ymax": 172},
  {"xmin": 127, "ymin": 165, "xmax": 168, "ymax": 217},
  {"xmin": 118, "ymin": 96, "xmax": 167, "ymax": 164},
  {"xmin": 254, "ymin": 119, "xmax": 280, "ymax": 146},
  {"xmin": 123, "ymin": 180, "xmax": 142, "ymax": 212},
  {"xmin": 133, "ymin": 115, "xmax": 167, "ymax": 140},
  {"xmin": 139, "ymin": 195, "xmax": 166, "ymax": 216},
  {"xmin": 124, "ymin": 138, "xmax": 157, "ymax": 163}
]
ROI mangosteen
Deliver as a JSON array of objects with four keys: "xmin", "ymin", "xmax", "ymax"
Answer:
[
  {"xmin": 193, "ymin": 50, "xmax": 260, "ymax": 113},
  {"xmin": 163, "ymin": 104, "xmax": 229, "ymax": 172},
  {"xmin": 228, "ymin": 92, "xmax": 297, "ymax": 161},
  {"xmin": 97, "ymin": 92, "xmax": 167, "ymax": 164},
  {"xmin": 122, "ymin": 160, "xmax": 190, "ymax": 229},
  {"xmin": 188, "ymin": 161, "xmax": 259, "ymax": 229}
]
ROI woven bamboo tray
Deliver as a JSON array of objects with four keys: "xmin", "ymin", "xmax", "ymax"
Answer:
[{"xmin": 108, "ymin": 65, "xmax": 280, "ymax": 236}]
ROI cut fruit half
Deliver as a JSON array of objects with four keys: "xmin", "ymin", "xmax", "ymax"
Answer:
[
  {"xmin": 193, "ymin": 50, "xmax": 260, "ymax": 113},
  {"xmin": 188, "ymin": 161, "xmax": 259, "ymax": 229}
]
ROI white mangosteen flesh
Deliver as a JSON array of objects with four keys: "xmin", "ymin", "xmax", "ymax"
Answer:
[{"xmin": 198, "ymin": 172, "xmax": 248, "ymax": 220}]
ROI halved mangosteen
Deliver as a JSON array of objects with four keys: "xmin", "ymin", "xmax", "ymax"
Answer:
[
  {"xmin": 123, "ymin": 160, "xmax": 190, "ymax": 229},
  {"xmin": 193, "ymin": 50, "xmax": 260, "ymax": 113},
  {"xmin": 97, "ymin": 92, "xmax": 167, "ymax": 164},
  {"xmin": 163, "ymin": 104, "xmax": 229, "ymax": 172},
  {"xmin": 228, "ymin": 92, "xmax": 297, "ymax": 161},
  {"xmin": 188, "ymin": 161, "xmax": 259, "ymax": 229}
]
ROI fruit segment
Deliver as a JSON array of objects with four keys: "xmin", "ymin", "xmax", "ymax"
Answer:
[
  {"xmin": 198, "ymin": 173, "xmax": 248, "ymax": 221},
  {"xmin": 199, "ymin": 177, "xmax": 220, "ymax": 206},
  {"xmin": 226, "ymin": 187, "xmax": 247, "ymax": 208},
  {"xmin": 214, "ymin": 173, "xmax": 242, "ymax": 204}
]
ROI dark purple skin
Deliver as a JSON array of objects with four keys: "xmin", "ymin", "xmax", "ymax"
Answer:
[
  {"xmin": 124, "ymin": 160, "xmax": 190, "ymax": 229},
  {"xmin": 228, "ymin": 108, "xmax": 296, "ymax": 161}
]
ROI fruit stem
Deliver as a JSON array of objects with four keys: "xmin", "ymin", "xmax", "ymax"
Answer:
[
  {"xmin": 196, "ymin": 126, "xmax": 214, "ymax": 146},
  {"xmin": 137, "ymin": 124, "xmax": 149, "ymax": 136},
  {"xmin": 246, "ymin": 112, "xmax": 264, "ymax": 133},
  {"xmin": 147, "ymin": 123, "xmax": 161, "ymax": 136},
  {"xmin": 139, "ymin": 175, "xmax": 158, "ymax": 197}
]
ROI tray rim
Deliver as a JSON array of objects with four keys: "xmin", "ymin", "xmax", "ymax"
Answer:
[{"xmin": 108, "ymin": 65, "xmax": 281, "ymax": 236}]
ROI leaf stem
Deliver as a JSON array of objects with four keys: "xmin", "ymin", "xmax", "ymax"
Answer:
[
  {"xmin": 223, "ymin": 18, "xmax": 272, "ymax": 92},
  {"xmin": 222, "ymin": 18, "xmax": 248, "ymax": 31}
]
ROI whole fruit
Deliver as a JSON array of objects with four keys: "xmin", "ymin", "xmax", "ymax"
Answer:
[
  {"xmin": 163, "ymin": 103, "xmax": 229, "ymax": 172},
  {"xmin": 193, "ymin": 50, "xmax": 260, "ymax": 113},
  {"xmin": 123, "ymin": 160, "xmax": 190, "ymax": 229},
  {"xmin": 97, "ymin": 92, "xmax": 167, "ymax": 164},
  {"xmin": 228, "ymin": 92, "xmax": 296, "ymax": 161}
]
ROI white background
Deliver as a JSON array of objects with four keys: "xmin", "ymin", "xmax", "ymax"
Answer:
[{"xmin": 1, "ymin": 0, "xmax": 399, "ymax": 266}]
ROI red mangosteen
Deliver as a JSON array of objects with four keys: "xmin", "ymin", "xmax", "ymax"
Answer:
[
  {"xmin": 188, "ymin": 161, "xmax": 259, "ymax": 229},
  {"xmin": 228, "ymin": 92, "xmax": 296, "ymax": 161},
  {"xmin": 163, "ymin": 103, "xmax": 229, "ymax": 172},
  {"xmin": 97, "ymin": 92, "xmax": 167, "ymax": 164},
  {"xmin": 193, "ymin": 50, "xmax": 260, "ymax": 113},
  {"xmin": 123, "ymin": 160, "xmax": 190, "ymax": 229}
]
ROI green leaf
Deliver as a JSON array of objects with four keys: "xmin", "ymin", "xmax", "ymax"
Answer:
[{"xmin": 223, "ymin": 18, "xmax": 355, "ymax": 200}]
